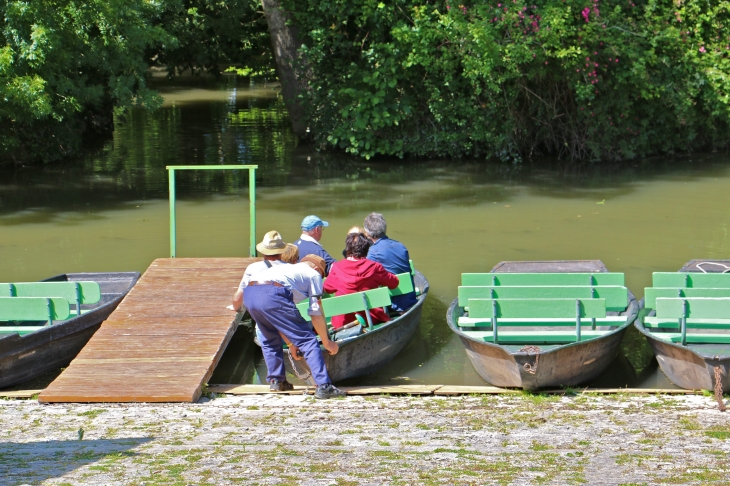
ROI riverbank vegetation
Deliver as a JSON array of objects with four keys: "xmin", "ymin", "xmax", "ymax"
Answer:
[{"xmin": 2, "ymin": 0, "xmax": 729, "ymax": 164}]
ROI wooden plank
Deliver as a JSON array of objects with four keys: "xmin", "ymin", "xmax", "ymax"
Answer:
[
  {"xmin": 39, "ymin": 258, "xmax": 247, "ymax": 403},
  {"xmin": 462, "ymin": 273, "xmax": 625, "ymax": 287},
  {"xmin": 656, "ymin": 297, "xmax": 730, "ymax": 319},
  {"xmin": 458, "ymin": 285, "xmax": 627, "ymax": 310},
  {"xmin": 468, "ymin": 298, "xmax": 606, "ymax": 319},
  {"xmin": 434, "ymin": 386, "xmax": 519, "ymax": 395},
  {"xmin": 653, "ymin": 272, "xmax": 730, "ymax": 289},
  {"xmin": 644, "ymin": 287, "xmax": 730, "ymax": 309},
  {"xmin": 0, "ymin": 389, "xmax": 44, "ymax": 398},
  {"xmin": 206, "ymin": 384, "xmax": 441, "ymax": 395}
]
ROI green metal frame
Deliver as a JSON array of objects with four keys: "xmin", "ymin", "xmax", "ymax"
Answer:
[{"xmin": 167, "ymin": 165, "xmax": 258, "ymax": 257}]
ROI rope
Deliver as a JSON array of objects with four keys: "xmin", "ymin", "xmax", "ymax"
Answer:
[
  {"xmin": 519, "ymin": 345, "xmax": 542, "ymax": 375},
  {"xmin": 714, "ymin": 366, "xmax": 726, "ymax": 412},
  {"xmin": 287, "ymin": 350, "xmax": 312, "ymax": 395},
  {"xmin": 696, "ymin": 262, "xmax": 730, "ymax": 274}
]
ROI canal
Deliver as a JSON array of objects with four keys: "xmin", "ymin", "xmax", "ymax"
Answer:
[{"xmin": 2, "ymin": 74, "xmax": 729, "ymax": 389}]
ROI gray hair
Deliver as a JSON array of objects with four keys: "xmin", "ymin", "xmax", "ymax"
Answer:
[{"xmin": 363, "ymin": 212, "xmax": 387, "ymax": 239}]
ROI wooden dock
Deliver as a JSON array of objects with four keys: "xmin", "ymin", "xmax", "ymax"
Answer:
[{"xmin": 39, "ymin": 258, "xmax": 258, "ymax": 403}]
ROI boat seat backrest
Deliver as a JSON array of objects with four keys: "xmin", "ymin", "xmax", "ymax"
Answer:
[
  {"xmin": 467, "ymin": 298, "xmax": 607, "ymax": 320},
  {"xmin": 296, "ymin": 287, "xmax": 392, "ymax": 322},
  {"xmin": 652, "ymin": 272, "xmax": 730, "ymax": 289},
  {"xmin": 458, "ymin": 285, "xmax": 628, "ymax": 311},
  {"xmin": 390, "ymin": 272, "xmax": 415, "ymax": 297},
  {"xmin": 644, "ymin": 287, "xmax": 730, "ymax": 310},
  {"xmin": 643, "ymin": 297, "xmax": 730, "ymax": 344},
  {"xmin": 0, "ymin": 297, "xmax": 71, "ymax": 323},
  {"xmin": 0, "ymin": 282, "xmax": 101, "ymax": 310},
  {"xmin": 461, "ymin": 272, "xmax": 625, "ymax": 287}
]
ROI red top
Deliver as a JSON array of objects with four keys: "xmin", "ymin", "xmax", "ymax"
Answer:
[{"xmin": 323, "ymin": 258, "xmax": 400, "ymax": 329}]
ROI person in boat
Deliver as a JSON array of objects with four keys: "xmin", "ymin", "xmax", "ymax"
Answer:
[
  {"xmin": 342, "ymin": 226, "xmax": 363, "ymax": 257},
  {"xmin": 325, "ymin": 232, "xmax": 400, "ymax": 330},
  {"xmin": 294, "ymin": 215, "xmax": 336, "ymax": 275},
  {"xmin": 281, "ymin": 243, "xmax": 299, "ymax": 264},
  {"xmin": 243, "ymin": 254, "xmax": 346, "ymax": 399},
  {"xmin": 363, "ymin": 212, "xmax": 417, "ymax": 313},
  {"xmin": 230, "ymin": 230, "xmax": 287, "ymax": 312}
]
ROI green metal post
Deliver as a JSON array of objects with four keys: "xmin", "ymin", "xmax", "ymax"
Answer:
[
  {"xmin": 249, "ymin": 167, "xmax": 257, "ymax": 257},
  {"xmin": 169, "ymin": 168, "xmax": 177, "ymax": 258}
]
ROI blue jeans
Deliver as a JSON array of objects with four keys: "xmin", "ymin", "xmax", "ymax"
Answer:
[{"xmin": 244, "ymin": 284, "xmax": 330, "ymax": 386}]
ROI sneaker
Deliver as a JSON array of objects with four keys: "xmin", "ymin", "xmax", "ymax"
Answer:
[
  {"xmin": 315, "ymin": 383, "xmax": 347, "ymax": 399},
  {"xmin": 270, "ymin": 380, "xmax": 294, "ymax": 392}
]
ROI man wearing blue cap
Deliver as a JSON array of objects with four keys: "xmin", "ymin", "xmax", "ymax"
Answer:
[{"xmin": 294, "ymin": 215, "xmax": 336, "ymax": 275}]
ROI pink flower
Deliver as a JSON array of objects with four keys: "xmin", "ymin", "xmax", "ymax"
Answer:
[
  {"xmin": 699, "ymin": 46, "xmax": 706, "ymax": 53},
  {"xmin": 581, "ymin": 7, "xmax": 590, "ymax": 22}
]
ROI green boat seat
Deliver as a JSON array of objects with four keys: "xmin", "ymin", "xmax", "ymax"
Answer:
[
  {"xmin": 458, "ymin": 285, "xmax": 628, "ymax": 311},
  {"xmin": 644, "ymin": 287, "xmax": 730, "ymax": 310},
  {"xmin": 652, "ymin": 272, "xmax": 730, "ymax": 289},
  {"xmin": 390, "ymin": 272, "xmax": 415, "ymax": 297},
  {"xmin": 648, "ymin": 297, "xmax": 730, "ymax": 345},
  {"xmin": 0, "ymin": 297, "xmax": 72, "ymax": 334},
  {"xmin": 461, "ymin": 272, "xmax": 625, "ymax": 287},
  {"xmin": 458, "ymin": 298, "xmax": 617, "ymax": 344},
  {"xmin": 296, "ymin": 287, "xmax": 392, "ymax": 325},
  {"xmin": 0, "ymin": 281, "xmax": 101, "ymax": 316}
]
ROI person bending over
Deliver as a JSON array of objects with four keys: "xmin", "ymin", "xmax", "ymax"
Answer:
[
  {"xmin": 294, "ymin": 215, "xmax": 336, "ymax": 275},
  {"xmin": 363, "ymin": 212, "xmax": 417, "ymax": 313},
  {"xmin": 324, "ymin": 232, "xmax": 399, "ymax": 329},
  {"xmin": 243, "ymin": 254, "xmax": 346, "ymax": 399},
  {"xmin": 231, "ymin": 230, "xmax": 287, "ymax": 312}
]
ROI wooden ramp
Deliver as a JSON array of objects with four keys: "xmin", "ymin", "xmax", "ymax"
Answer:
[{"xmin": 39, "ymin": 258, "xmax": 258, "ymax": 403}]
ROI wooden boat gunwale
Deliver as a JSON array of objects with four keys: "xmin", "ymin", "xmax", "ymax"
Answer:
[{"xmin": 447, "ymin": 260, "xmax": 639, "ymax": 390}]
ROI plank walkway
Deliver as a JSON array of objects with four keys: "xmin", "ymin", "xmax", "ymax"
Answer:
[{"xmin": 38, "ymin": 258, "xmax": 258, "ymax": 403}]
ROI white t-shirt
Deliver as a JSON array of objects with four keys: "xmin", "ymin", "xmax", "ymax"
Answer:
[
  {"xmin": 238, "ymin": 260, "xmax": 285, "ymax": 291},
  {"xmin": 255, "ymin": 262, "xmax": 324, "ymax": 316}
]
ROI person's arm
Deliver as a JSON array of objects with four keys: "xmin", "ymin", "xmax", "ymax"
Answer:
[
  {"xmin": 310, "ymin": 303, "xmax": 338, "ymax": 355},
  {"xmin": 230, "ymin": 289, "xmax": 243, "ymax": 311},
  {"xmin": 322, "ymin": 250, "xmax": 336, "ymax": 276},
  {"xmin": 374, "ymin": 263, "xmax": 400, "ymax": 290}
]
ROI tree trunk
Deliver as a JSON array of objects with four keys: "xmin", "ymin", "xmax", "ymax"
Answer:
[{"xmin": 261, "ymin": 0, "xmax": 309, "ymax": 138}]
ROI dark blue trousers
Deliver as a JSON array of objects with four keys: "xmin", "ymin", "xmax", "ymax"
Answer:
[{"xmin": 243, "ymin": 284, "xmax": 331, "ymax": 385}]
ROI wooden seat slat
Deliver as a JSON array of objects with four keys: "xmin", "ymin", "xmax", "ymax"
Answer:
[
  {"xmin": 457, "ymin": 316, "xmax": 626, "ymax": 327},
  {"xmin": 296, "ymin": 287, "xmax": 392, "ymax": 322},
  {"xmin": 467, "ymin": 298, "xmax": 607, "ymax": 319},
  {"xmin": 0, "ymin": 281, "xmax": 101, "ymax": 304},
  {"xmin": 458, "ymin": 285, "xmax": 627, "ymax": 310},
  {"xmin": 652, "ymin": 272, "xmax": 730, "ymax": 289},
  {"xmin": 390, "ymin": 272, "xmax": 415, "ymax": 297},
  {"xmin": 0, "ymin": 297, "xmax": 70, "ymax": 321},
  {"xmin": 459, "ymin": 330, "xmax": 611, "ymax": 343},
  {"xmin": 644, "ymin": 287, "xmax": 730, "ymax": 309},
  {"xmin": 648, "ymin": 333, "xmax": 730, "ymax": 344},
  {"xmin": 461, "ymin": 273, "xmax": 625, "ymax": 287},
  {"xmin": 656, "ymin": 297, "xmax": 730, "ymax": 319}
]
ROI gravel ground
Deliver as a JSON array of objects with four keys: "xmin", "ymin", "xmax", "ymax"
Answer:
[{"xmin": 1, "ymin": 393, "xmax": 730, "ymax": 485}]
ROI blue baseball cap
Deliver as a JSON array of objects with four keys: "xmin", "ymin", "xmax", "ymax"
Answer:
[{"xmin": 301, "ymin": 215, "xmax": 329, "ymax": 231}]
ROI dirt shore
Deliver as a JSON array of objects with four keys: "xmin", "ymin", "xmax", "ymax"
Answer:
[{"xmin": 1, "ymin": 393, "xmax": 729, "ymax": 485}]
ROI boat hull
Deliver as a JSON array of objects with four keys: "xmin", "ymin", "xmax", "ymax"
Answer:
[
  {"xmin": 447, "ymin": 260, "xmax": 638, "ymax": 390},
  {"xmin": 0, "ymin": 272, "xmax": 140, "ymax": 389},
  {"xmin": 634, "ymin": 259, "xmax": 730, "ymax": 390},
  {"xmin": 283, "ymin": 271, "xmax": 429, "ymax": 383}
]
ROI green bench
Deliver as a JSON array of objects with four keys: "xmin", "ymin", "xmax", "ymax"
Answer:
[
  {"xmin": 461, "ymin": 272, "xmax": 625, "ymax": 287},
  {"xmin": 641, "ymin": 273, "xmax": 730, "ymax": 344},
  {"xmin": 297, "ymin": 286, "xmax": 392, "ymax": 328},
  {"xmin": 458, "ymin": 285, "xmax": 628, "ymax": 312},
  {"xmin": 0, "ymin": 281, "xmax": 101, "ymax": 316},
  {"xmin": 0, "ymin": 297, "xmax": 71, "ymax": 335}
]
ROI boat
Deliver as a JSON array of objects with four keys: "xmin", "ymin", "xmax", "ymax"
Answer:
[
  {"xmin": 634, "ymin": 259, "xmax": 730, "ymax": 391},
  {"xmin": 0, "ymin": 272, "xmax": 139, "ymax": 389},
  {"xmin": 279, "ymin": 270, "xmax": 429, "ymax": 383},
  {"xmin": 446, "ymin": 260, "xmax": 638, "ymax": 390}
]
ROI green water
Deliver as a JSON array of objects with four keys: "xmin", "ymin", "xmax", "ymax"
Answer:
[{"xmin": 2, "ymin": 74, "xmax": 729, "ymax": 388}]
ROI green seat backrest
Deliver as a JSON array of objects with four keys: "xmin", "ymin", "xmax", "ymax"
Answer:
[
  {"xmin": 468, "ymin": 298, "xmax": 607, "ymax": 319},
  {"xmin": 462, "ymin": 273, "xmax": 624, "ymax": 287},
  {"xmin": 656, "ymin": 297, "xmax": 730, "ymax": 319},
  {"xmin": 0, "ymin": 297, "xmax": 71, "ymax": 321},
  {"xmin": 458, "ymin": 286, "xmax": 627, "ymax": 311},
  {"xmin": 0, "ymin": 282, "xmax": 101, "ymax": 304},
  {"xmin": 390, "ymin": 272, "xmax": 415, "ymax": 297},
  {"xmin": 297, "ymin": 287, "xmax": 392, "ymax": 322},
  {"xmin": 652, "ymin": 273, "xmax": 730, "ymax": 289},
  {"xmin": 644, "ymin": 288, "xmax": 730, "ymax": 309}
]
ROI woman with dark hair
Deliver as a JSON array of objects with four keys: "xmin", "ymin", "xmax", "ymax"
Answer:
[{"xmin": 324, "ymin": 232, "xmax": 400, "ymax": 330}]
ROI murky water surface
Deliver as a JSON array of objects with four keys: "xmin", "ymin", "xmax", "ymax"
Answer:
[{"xmin": 2, "ymin": 75, "xmax": 729, "ymax": 389}]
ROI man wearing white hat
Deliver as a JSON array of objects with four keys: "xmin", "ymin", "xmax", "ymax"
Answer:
[{"xmin": 230, "ymin": 230, "xmax": 287, "ymax": 312}]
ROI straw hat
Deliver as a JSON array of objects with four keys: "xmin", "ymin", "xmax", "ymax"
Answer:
[
  {"xmin": 301, "ymin": 255, "xmax": 326, "ymax": 277},
  {"xmin": 256, "ymin": 231, "xmax": 287, "ymax": 255}
]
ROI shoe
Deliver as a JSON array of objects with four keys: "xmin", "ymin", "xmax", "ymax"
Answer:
[
  {"xmin": 315, "ymin": 383, "xmax": 347, "ymax": 399},
  {"xmin": 270, "ymin": 380, "xmax": 294, "ymax": 392}
]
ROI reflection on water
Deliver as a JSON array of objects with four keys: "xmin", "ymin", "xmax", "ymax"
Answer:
[{"xmin": 2, "ymin": 75, "xmax": 730, "ymax": 388}]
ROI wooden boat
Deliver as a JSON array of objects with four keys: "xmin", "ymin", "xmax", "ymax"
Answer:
[
  {"xmin": 0, "ymin": 272, "xmax": 139, "ymax": 388},
  {"xmin": 634, "ymin": 259, "xmax": 730, "ymax": 390},
  {"xmin": 280, "ymin": 270, "xmax": 429, "ymax": 383},
  {"xmin": 446, "ymin": 260, "xmax": 638, "ymax": 390}
]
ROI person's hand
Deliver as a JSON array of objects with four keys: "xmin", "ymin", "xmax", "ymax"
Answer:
[
  {"xmin": 226, "ymin": 305, "xmax": 237, "ymax": 311},
  {"xmin": 289, "ymin": 343, "xmax": 302, "ymax": 360},
  {"xmin": 323, "ymin": 340, "xmax": 339, "ymax": 355}
]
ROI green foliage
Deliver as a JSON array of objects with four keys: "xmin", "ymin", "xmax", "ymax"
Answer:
[
  {"xmin": 150, "ymin": 0, "xmax": 274, "ymax": 77},
  {"xmin": 0, "ymin": 0, "xmax": 167, "ymax": 163},
  {"xmin": 283, "ymin": 0, "xmax": 730, "ymax": 161}
]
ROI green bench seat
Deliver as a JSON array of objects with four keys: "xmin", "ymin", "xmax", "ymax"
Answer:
[
  {"xmin": 647, "ymin": 297, "xmax": 730, "ymax": 345},
  {"xmin": 296, "ymin": 287, "xmax": 392, "ymax": 325},
  {"xmin": 461, "ymin": 273, "xmax": 625, "ymax": 287},
  {"xmin": 652, "ymin": 272, "xmax": 730, "ymax": 289},
  {"xmin": 0, "ymin": 281, "xmax": 101, "ymax": 316},
  {"xmin": 0, "ymin": 297, "xmax": 72, "ymax": 334},
  {"xmin": 390, "ymin": 272, "xmax": 415, "ymax": 297},
  {"xmin": 644, "ymin": 287, "xmax": 730, "ymax": 310},
  {"xmin": 458, "ymin": 298, "xmax": 617, "ymax": 344},
  {"xmin": 458, "ymin": 285, "xmax": 628, "ymax": 311}
]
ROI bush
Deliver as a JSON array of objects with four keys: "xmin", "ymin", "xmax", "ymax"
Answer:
[
  {"xmin": 284, "ymin": 0, "xmax": 730, "ymax": 161},
  {"xmin": 0, "ymin": 0, "xmax": 167, "ymax": 163}
]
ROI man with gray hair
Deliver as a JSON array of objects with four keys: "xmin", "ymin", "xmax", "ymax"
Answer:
[{"xmin": 363, "ymin": 212, "xmax": 417, "ymax": 313}]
